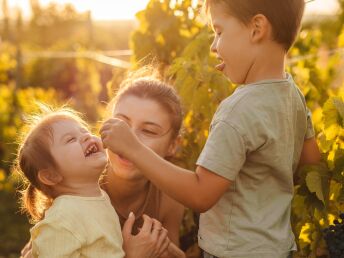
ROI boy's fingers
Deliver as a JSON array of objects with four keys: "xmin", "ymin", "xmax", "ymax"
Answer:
[
  {"xmin": 100, "ymin": 129, "xmax": 110, "ymax": 140},
  {"xmin": 122, "ymin": 212, "xmax": 135, "ymax": 238},
  {"xmin": 99, "ymin": 123, "xmax": 111, "ymax": 134}
]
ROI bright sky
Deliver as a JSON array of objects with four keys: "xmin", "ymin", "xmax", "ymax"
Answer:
[{"xmin": 6, "ymin": 0, "xmax": 340, "ymax": 20}]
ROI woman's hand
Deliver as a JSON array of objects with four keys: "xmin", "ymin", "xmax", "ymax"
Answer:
[
  {"xmin": 122, "ymin": 213, "xmax": 170, "ymax": 258},
  {"xmin": 20, "ymin": 241, "xmax": 33, "ymax": 258},
  {"xmin": 100, "ymin": 118, "xmax": 141, "ymax": 159}
]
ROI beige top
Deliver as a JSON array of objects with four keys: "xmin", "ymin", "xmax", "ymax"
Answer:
[
  {"xmin": 31, "ymin": 190, "xmax": 124, "ymax": 258},
  {"xmin": 196, "ymin": 74, "xmax": 314, "ymax": 258}
]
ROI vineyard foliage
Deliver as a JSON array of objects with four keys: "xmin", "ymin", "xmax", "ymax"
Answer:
[{"xmin": 0, "ymin": 0, "xmax": 344, "ymax": 257}]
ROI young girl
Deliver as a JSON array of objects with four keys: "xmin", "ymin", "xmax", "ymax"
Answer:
[
  {"xmin": 100, "ymin": 1, "xmax": 322, "ymax": 257},
  {"xmin": 16, "ymin": 106, "xmax": 168, "ymax": 258}
]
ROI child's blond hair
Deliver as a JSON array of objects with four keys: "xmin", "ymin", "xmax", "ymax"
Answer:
[{"xmin": 14, "ymin": 104, "xmax": 88, "ymax": 223}]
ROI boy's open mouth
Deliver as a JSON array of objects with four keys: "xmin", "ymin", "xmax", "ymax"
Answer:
[{"xmin": 84, "ymin": 142, "xmax": 99, "ymax": 157}]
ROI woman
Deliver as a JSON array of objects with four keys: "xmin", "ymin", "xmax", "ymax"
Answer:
[{"xmin": 101, "ymin": 71, "xmax": 185, "ymax": 256}]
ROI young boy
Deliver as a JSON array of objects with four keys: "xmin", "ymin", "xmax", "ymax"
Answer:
[{"xmin": 100, "ymin": 0, "xmax": 322, "ymax": 257}]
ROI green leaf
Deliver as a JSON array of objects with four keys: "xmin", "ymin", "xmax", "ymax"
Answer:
[{"xmin": 306, "ymin": 170, "xmax": 327, "ymax": 204}]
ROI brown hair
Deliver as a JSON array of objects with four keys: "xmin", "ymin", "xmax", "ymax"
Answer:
[
  {"xmin": 204, "ymin": 0, "xmax": 305, "ymax": 51},
  {"xmin": 107, "ymin": 67, "xmax": 183, "ymax": 140},
  {"xmin": 14, "ymin": 104, "xmax": 88, "ymax": 223}
]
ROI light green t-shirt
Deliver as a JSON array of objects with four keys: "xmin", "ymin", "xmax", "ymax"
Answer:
[
  {"xmin": 196, "ymin": 74, "xmax": 314, "ymax": 258},
  {"xmin": 31, "ymin": 190, "xmax": 124, "ymax": 258}
]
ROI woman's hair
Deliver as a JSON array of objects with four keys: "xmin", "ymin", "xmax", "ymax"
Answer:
[
  {"xmin": 204, "ymin": 0, "xmax": 305, "ymax": 51},
  {"xmin": 107, "ymin": 66, "xmax": 183, "ymax": 140},
  {"xmin": 14, "ymin": 104, "xmax": 88, "ymax": 223}
]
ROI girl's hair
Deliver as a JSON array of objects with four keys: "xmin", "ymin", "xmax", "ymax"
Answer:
[
  {"xmin": 107, "ymin": 67, "xmax": 183, "ymax": 140},
  {"xmin": 14, "ymin": 104, "xmax": 88, "ymax": 223},
  {"xmin": 204, "ymin": 0, "xmax": 305, "ymax": 51}
]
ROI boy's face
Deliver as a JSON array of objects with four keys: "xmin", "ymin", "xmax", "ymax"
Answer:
[
  {"xmin": 50, "ymin": 119, "xmax": 107, "ymax": 184},
  {"xmin": 209, "ymin": 2, "xmax": 255, "ymax": 84}
]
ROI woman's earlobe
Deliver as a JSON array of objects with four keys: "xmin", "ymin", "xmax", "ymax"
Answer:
[
  {"xmin": 38, "ymin": 169, "xmax": 63, "ymax": 186},
  {"xmin": 167, "ymin": 136, "xmax": 181, "ymax": 157}
]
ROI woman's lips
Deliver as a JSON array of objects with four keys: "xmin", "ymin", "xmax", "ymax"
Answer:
[{"xmin": 117, "ymin": 154, "xmax": 134, "ymax": 167}]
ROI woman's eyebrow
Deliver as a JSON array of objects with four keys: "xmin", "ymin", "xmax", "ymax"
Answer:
[
  {"xmin": 115, "ymin": 113, "xmax": 130, "ymax": 121},
  {"xmin": 115, "ymin": 113, "xmax": 163, "ymax": 129}
]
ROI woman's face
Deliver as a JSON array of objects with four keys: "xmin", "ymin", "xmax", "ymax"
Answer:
[{"xmin": 108, "ymin": 95, "xmax": 177, "ymax": 180}]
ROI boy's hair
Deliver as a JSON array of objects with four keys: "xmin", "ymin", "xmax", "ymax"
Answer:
[
  {"xmin": 14, "ymin": 104, "xmax": 88, "ymax": 223},
  {"xmin": 204, "ymin": 0, "xmax": 305, "ymax": 51},
  {"xmin": 107, "ymin": 66, "xmax": 184, "ymax": 140}
]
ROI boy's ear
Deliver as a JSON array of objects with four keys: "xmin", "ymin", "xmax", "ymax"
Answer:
[
  {"xmin": 37, "ymin": 169, "xmax": 63, "ymax": 186},
  {"xmin": 250, "ymin": 14, "xmax": 270, "ymax": 43}
]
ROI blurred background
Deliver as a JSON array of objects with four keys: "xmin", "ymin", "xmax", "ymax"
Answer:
[{"xmin": 0, "ymin": 0, "xmax": 344, "ymax": 257}]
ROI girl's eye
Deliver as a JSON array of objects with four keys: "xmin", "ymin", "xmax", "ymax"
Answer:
[{"xmin": 67, "ymin": 137, "xmax": 76, "ymax": 143}]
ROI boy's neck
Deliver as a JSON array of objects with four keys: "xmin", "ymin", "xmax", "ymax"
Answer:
[
  {"xmin": 244, "ymin": 43, "xmax": 286, "ymax": 85},
  {"xmin": 53, "ymin": 181, "xmax": 102, "ymax": 198}
]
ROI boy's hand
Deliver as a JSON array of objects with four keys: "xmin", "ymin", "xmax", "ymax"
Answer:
[{"xmin": 100, "ymin": 118, "xmax": 141, "ymax": 159}]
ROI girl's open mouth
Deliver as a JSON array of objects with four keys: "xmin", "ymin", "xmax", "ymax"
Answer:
[{"xmin": 84, "ymin": 142, "xmax": 100, "ymax": 157}]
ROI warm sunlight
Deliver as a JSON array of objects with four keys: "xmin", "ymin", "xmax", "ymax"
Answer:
[
  {"xmin": 7, "ymin": 0, "xmax": 340, "ymax": 20},
  {"xmin": 9, "ymin": 0, "xmax": 150, "ymax": 20}
]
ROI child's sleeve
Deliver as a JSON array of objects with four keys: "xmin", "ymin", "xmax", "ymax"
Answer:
[
  {"xmin": 31, "ymin": 222, "xmax": 83, "ymax": 258},
  {"xmin": 196, "ymin": 120, "xmax": 246, "ymax": 181}
]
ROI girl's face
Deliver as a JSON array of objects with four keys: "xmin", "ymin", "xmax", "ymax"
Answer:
[
  {"xmin": 209, "ymin": 2, "xmax": 255, "ymax": 84},
  {"xmin": 108, "ymin": 95, "xmax": 177, "ymax": 180},
  {"xmin": 50, "ymin": 119, "xmax": 108, "ymax": 184}
]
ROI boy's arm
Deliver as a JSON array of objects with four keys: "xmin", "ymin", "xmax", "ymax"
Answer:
[
  {"xmin": 100, "ymin": 119, "xmax": 231, "ymax": 213},
  {"xmin": 298, "ymin": 137, "xmax": 321, "ymax": 167},
  {"xmin": 294, "ymin": 137, "xmax": 322, "ymax": 185},
  {"xmin": 135, "ymin": 144, "xmax": 231, "ymax": 213}
]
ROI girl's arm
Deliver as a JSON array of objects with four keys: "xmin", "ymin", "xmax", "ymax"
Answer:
[
  {"xmin": 100, "ymin": 119, "xmax": 231, "ymax": 213},
  {"xmin": 31, "ymin": 223, "xmax": 83, "ymax": 258}
]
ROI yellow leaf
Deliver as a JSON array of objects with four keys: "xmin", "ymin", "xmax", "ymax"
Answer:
[
  {"xmin": 0, "ymin": 169, "xmax": 5, "ymax": 181},
  {"xmin": 299, "ymin": 223, "xmax": 312, "ymax": 244}
]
